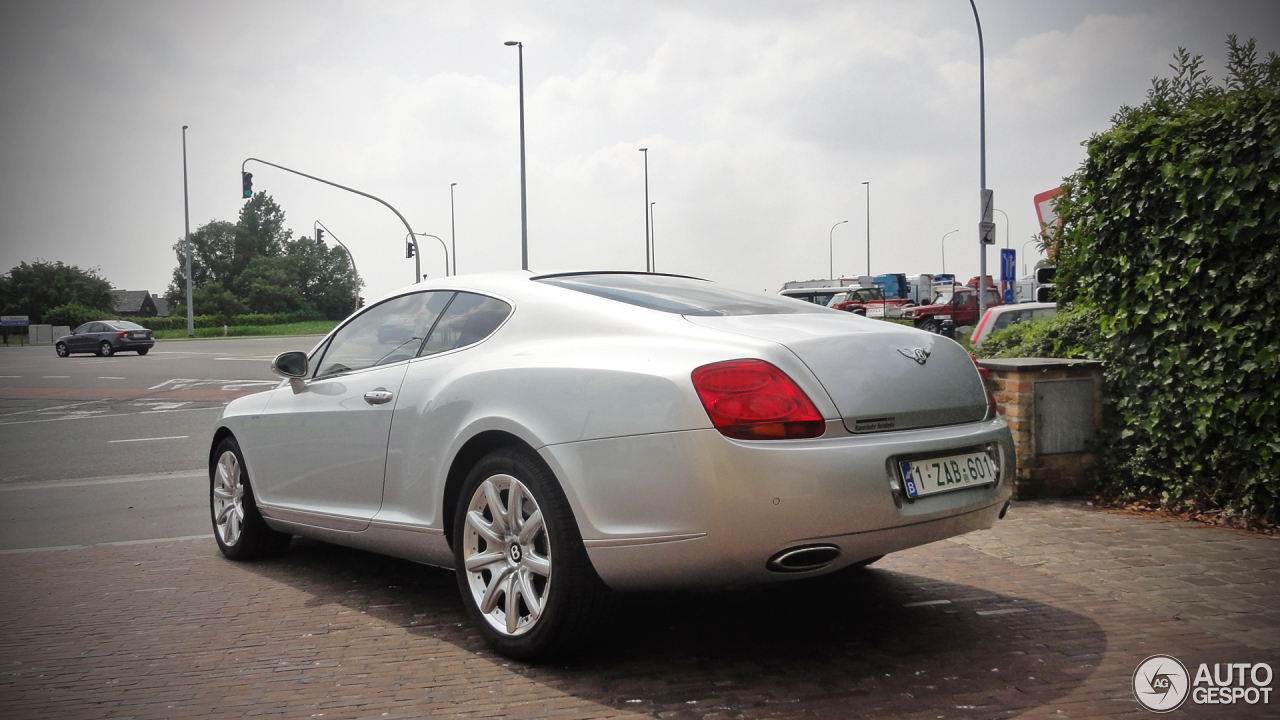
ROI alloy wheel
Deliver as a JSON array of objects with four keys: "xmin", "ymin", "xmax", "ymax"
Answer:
[
  {"xmin": 212, "ymin": 450, "xmax": 245, "ymax": 546},
  {"xmin": 462, "ymin": 473, "xmax": 552, "ymax": 637}
]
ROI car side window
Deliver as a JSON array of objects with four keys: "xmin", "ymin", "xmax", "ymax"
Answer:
[
  {"xmin": 992, "ymin": 312, "xmax": 1014, "ymax": 331},
  {"xmin": 313, "ymin": 291, "xmax": 451, "ymax": 378},
  {"xmin": 88, "ymin": 323, "xmax": 107, "ymax": 333},
  {"xmin": 74, "ymin": 323, "xmax": 93, "ymax": 334},
  {"xmin": 419, "ymin": 292, "xmax": 511, "ymax": 357}
]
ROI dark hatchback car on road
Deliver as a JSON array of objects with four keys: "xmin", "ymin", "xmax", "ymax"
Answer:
[{"xmin": 55, "ymin": 321, "xmax": 155, "ymax": 357}]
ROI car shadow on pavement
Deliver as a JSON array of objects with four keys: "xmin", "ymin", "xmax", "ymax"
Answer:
[{"xmin": 244, "ymin": 537, "xmax": 1106, "ymax": 719}]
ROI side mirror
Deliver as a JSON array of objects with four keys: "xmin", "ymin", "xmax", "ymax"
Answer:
[{"xmin": 271, "ymin": 351, "xmax": 309, "ymax": 379}]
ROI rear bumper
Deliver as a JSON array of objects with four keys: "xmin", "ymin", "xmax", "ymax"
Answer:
[
  {"xmin": 540, "ymin": 418, "xmax": 1014, "ymax": 591},
  {"xmin": 114, "ymin": 339, "xmax": 154, "ymax": 350}
]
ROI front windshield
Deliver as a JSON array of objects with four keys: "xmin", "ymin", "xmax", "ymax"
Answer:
[{"xmin": 933, "ymin": 292, "xmax": 954, "ymax": 305}]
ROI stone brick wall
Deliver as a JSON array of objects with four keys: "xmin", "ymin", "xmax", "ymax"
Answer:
[{"xmin": 976, "ymin": 358, "xmax": 1104, "ymax": 499}]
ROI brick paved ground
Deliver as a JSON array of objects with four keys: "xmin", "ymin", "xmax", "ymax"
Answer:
[
  {"xmin": 952, "ymin": 500, "xmax": 1280, "ymax": 652},
  {"xmin": 1, "ymin": 502, "xmax": 1277, "ymax": 719}
]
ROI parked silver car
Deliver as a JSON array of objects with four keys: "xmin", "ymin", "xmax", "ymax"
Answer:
[{"xmin": 209, "ymin": 272, "xmax": 1014, "ymax": 659}]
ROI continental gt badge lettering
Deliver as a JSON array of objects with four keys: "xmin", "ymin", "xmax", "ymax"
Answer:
[{"xmin": 897, "ymin": 348, "xmax": 930, "ymax": 365}]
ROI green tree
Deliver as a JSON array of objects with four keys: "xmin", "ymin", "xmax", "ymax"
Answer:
[
  {"xmin": 44, "ymin": 302, "xmax": 106, "ymax": 329},
  {"xmin": 164, "ymin": 220, "xmax": 237, "ymax": 307},
  {"xmin": 0, "ymin": 260, "xmax": 114, "ymax": 323},
  {"xmin": 164, "ymin": 192, "xmax": 361, "ymax": 320},
  {"xmin": 1053, "ymin": 36, "xmax": 1279, "ymax": 518}
]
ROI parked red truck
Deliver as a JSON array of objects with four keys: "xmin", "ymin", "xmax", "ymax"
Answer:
[{"xmin": 901, "ymin": 277, "xmax": 1002, "ymax": 333}]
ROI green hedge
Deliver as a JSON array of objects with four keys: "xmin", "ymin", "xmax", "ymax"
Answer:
[
  {"xmin": 975, "ymin": 307, "xmax": 1100, "ymax": 360},
  {"xmin": 133, "ymin": 309, "xmax": 325, "ymax": 331},
  {"xmin": 1054, "ymin": 38, "xmax": 1279, "ymax": 519}
]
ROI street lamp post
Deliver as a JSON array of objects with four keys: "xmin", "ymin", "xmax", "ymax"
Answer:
[
  {"xmin": 995, "ymin": 208, "xmax": 1010, "ymax": 249},
  {"xmin": 640, "ymin": 148, "xmax": 650, "ymax": 272},
  {"xmin": 314, "ymin": 221, "xmax": 361, "ymax": 309},
  {"xmin": 505, "ymin": 41, "xmax": 528, "ymax": 271},
  {"xmin": 1021, "ymin": 238, "xmax": 1039, "ymax": 276},
  {"xmin": 181, "ymin": 125, "xmax": 194, "ymax": 338},
  {"xmin": 650, "ymin": 201, "xmax": 656, "ymax": 272},
  {"xmin": 829, "ymin": 220, "xmax": 849, "ymax": 279},
  {"xmin": 862, "ymin": 181, "xmax": 871, "ymax": 276},
  {"xmin": 941, "ymin": 229, "xmax": 959, "ymax": 273},
  {"xmin": 240, "ymin": 157, "xmax": 419, "ymax": 283},
  {"xmin": 969, "ymin": 0, "xmax": 990, "ymax": 320},
  {"xmin": 408, "ymin": 232, "xmax": 449, "ymax": 279},
  {"xmin": 450, "ymin": 183, "xmax": 458, "ymax": 276}
]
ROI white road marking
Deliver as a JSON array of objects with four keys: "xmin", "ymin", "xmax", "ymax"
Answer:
[
  {"xmin": 0, "ymin": 470, "xmax": 203, "ymax": 492},
  {"xmin": 215, "ymin": 356, "xmax": 277, "ymax": 361},
  {"xmin": 108, "ymin": 435, "xmax": 190, "ymax": 444},
  {"xmin": 903, "ymin": 599, "xmax": 952, "ymax": 607},
  {"xmin": 0, "ymin": 534, "xmax": 212, "ymax": 555},
  {"xmin": 148, "ymin": 378, "xmax": 277, "ymax": 391},
  {"xmin": 97, "ymin": 376, "xmax": 126, "ymax": 380},
  {"xmin": 0, "ymin": 375, "xmax": 20, "ymax": 378},
  {"xmin": 0, "ymin": 405, "xmax": 219, "ymax": 426},
  {"xmin": 43, "ymin": 375, "xmax": 70, "ymax": 378},
  {"xmin": 0, "ymin": 399, "xmax": 105, "ymax": 418},
  {"xmin": 976, "ymin": 608, "xmax": 1027, "ymax": 616}
]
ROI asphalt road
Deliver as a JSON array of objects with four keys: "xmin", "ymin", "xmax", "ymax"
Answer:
[{"xmin": 0, "ymin": 335, "xmax": 322, "ymax": 550}]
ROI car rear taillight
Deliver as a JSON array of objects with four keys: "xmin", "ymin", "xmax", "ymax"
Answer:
[
  {"xmin": 691, "ymin": 359, "xmax": 825, "ymax": 440},
  {"xmin": 116, "ymin": 331, "xmax": 127, "ymax": 339},
  {"xmin": 970, "ymin": 353, "xmax": 998, "ymax": 418}
]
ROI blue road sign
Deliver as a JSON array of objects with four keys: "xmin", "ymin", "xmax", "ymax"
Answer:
[
  {"xmin": 1003, "ymin": 288, "xmax": 1014, "ymax": 304},
  {"xmin": 1000, "ymin": 248, "xmax": 1016, "ymax": 283}
]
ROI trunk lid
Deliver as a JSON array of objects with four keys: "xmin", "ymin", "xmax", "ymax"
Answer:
[{"xmin": 685, "ymin": 313, "xmax": 988, "ymax": 434}]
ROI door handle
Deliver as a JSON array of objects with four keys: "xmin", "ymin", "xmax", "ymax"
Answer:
[{"xmin": 363, "ymin": 390, "xmax": 394, "ymax": 405}]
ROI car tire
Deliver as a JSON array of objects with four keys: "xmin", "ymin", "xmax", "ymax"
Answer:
[
  {"xmin": 210, "ymin": 435, "xmax": 291, "ymax": 560},
  {"xmin": 920, "ymin": 319, "xmax": 941, "ymax": 334},
  {"xmin": 55, "ymin": 342, "xmax": 69, "ymax": 357},
  {"xmin": 97, "ymin": 341, "xmax": 114, "ymax": 357},
  {"xmin": 137, "ymin": 348, "xmax": 149, "ymax": 356},
  {"xmin": 452, "ymin": 446, "xmax": 612, "ymax": 661}
]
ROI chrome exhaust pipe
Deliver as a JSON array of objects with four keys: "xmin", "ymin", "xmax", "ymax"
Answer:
[{"xmin": 766, "ymin": 544, "xmax": 841, "ymax": 573}]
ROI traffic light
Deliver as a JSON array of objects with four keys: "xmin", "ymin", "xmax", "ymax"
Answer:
[
  {"xmin": 357, "ymin": 296, "xmax": 365, "ymax": 308},
  {"xmin": 241, "ymin": 172, "xmax": 253, "ymax": 198},
  {"xmin": 1034, "ymin": 266, "xmax": 1057, "ymax": 302},
  {"xmin": 406, "ymin": 240, "xmax": 416, "ymax": 259},
  {"xmin": 315, "ymin": 228, "xmax": 325, "ymax": 245}
]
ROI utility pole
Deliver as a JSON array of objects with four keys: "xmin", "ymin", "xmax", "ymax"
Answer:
[
  {"xmin": 450, "ymin": 183, "xmax": 458, "ymax": 276},
  {"xmin": 970, "ymin": 0, "xmax": 991, "ymax": 320},
  {"xmin": 640, "ymin": 148, "xmax": 650, "ymax": 272},
  {"xmin": 505, "ymin": 41, "xmax": 528, "ymax": 270},
  {"xmin": 181, "ymin": 126, "xmax": 193, "ymax": 338}
]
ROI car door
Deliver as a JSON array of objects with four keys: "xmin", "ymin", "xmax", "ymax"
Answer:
[
  {"xmin": 246, "ymin": 290, "xmax": 452, "ymax": 530},
  {"xmin": 76, "ymin": 323, "xmax": 104, "ymax": 352},
  {"xmin": 379, "ymin": 291, "xmax": 514, "ymax": 529},
  {"xmin": 69, "ymin": 323, "xmax": 93, "ymax": 352}
]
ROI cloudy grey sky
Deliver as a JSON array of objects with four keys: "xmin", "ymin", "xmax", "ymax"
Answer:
[{"xmin": 2, "ymin": 0, "xmax": 1277, "ymax": 301}]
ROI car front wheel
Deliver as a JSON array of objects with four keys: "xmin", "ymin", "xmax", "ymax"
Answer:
[
  {"xmin": 137, "ymin": 348, "xmax": 149, "ymax": 356},
  {"xmin": 920, "ymin": 319, "xmax": 941, "ymax": 334},
  {"xmin": 453, "ymin": 446, "xmax": 611, "ymax": 661},
  {"xmin": 97, "ymin": 341, "xmax": 114, "ymax": 357},
  {"xmin": 55, "ymin": 342, "xmax": 69, "ymax": 357},
  {"xmin": 210, "ymin": 436, "xmax": 291, "ymax": 560}
]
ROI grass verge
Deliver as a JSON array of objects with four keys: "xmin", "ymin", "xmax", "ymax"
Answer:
[{"xmin": 152, "ymin": 320, "xmax": 339, "ymax": 340}]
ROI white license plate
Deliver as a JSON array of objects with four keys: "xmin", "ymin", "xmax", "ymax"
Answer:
[
  {"xmin": 867, "ymin": 306, "xmax": 885, "ymax": 317},
  {"xmin": 899, "ymin": 450, "xmax": 997, "ymax": 499}
]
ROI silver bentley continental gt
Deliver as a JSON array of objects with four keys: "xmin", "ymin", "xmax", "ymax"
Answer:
[{"xmin": 209, "ymin": 271, "xmax": 1014, "ymax": 659}]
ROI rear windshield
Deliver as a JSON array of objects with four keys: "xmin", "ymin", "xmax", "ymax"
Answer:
[
  {"xmin": 108, "ymin": 321, "xmax": 144, "ymax": 330},
  {"xmin": 536, "ymin": 273, "xmax": 833, "ymax": 317}
]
